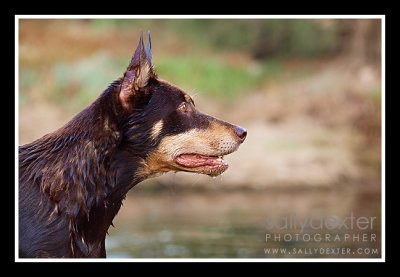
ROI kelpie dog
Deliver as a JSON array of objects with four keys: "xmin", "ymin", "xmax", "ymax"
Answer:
[{"xmin": 19, "ymin": 33, "xmax": 247, "ymax": 258}]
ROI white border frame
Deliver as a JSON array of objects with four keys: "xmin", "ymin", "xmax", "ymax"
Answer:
[{"xmin": 15, "ymin": 14, "xmax": 385, "ymax": 262}]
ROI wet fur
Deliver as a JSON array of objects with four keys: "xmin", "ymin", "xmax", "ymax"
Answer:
[{"xmin": 19, "ymin": 35, "xmax": 245, "ymax": 258}]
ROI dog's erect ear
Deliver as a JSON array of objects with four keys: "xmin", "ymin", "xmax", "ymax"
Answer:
[
  {"xmin": 145, "ymin": 31, "xmax": 152, "ymax": 64},
  {"xmin": 120, "ymin": 32, "xmax": 155, "ymax": 109}
]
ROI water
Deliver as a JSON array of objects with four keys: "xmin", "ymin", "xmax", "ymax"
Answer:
[{"xmin": 106, "ymin": 186, "xmax": 381, "ymax": 258}]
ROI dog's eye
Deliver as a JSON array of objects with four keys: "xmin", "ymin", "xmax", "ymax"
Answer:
[{"xmin": 178, "ymin": 102, "xmax": 189, "ymax": 113}]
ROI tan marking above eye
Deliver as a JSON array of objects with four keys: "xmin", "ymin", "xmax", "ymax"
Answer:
[{"xmin": 184, "ymin": 94, "xmax": 193, "ymax": 104}]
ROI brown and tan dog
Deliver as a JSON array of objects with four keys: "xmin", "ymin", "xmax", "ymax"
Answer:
[{"xmin": 19, "ymin": 33, "xmax": 246, "ymax": 258}]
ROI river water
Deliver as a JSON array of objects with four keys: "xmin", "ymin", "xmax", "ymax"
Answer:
[{"xmin": 106, "ymin": 185, "xmax": 381, "ymax": 259}]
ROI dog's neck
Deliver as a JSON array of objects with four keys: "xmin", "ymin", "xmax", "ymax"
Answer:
[
  {"xmin": 68, "ymin": 153, "xmax": 147, "ymax": 257},
  {"xmin": 19, "ymin": 83, "xmax": 152, "ymax": 257},
  {"xmin": 64, "ymin": 86, "xmax": 153, "ymax": 256}
]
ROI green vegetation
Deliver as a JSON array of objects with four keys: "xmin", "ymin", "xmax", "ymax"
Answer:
[
  {"xmin": 90, "ymin": 19, "xmax": 340, "ymax": 58},
  {"xmin": 20, "ymin": 52, "xmax": 286, "ymax": 110},
  {"xmin": 20, "ymin": 19, "xmax": 378, "ymax": 111},
  {"xmin": 156, "ymin": 56, "xmax": 281, "ymax": 99},
  {"xmin": 20, "ymin": 54, "xmax": 125, "ymax": 111}
]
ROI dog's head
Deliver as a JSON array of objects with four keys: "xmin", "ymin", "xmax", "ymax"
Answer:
[{"xmin": 117, "ymin": 33, "xmax": 246, "ymax": 177}]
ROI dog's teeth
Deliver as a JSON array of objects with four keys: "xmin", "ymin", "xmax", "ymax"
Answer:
[{"xmin": 216, "ymin": 156, "xmax": 227, "ymax": 165}]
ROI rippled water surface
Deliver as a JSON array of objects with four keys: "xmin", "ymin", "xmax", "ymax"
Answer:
[{"xmin": 106, "ymin": 185, "xmax": 381, "ymax": 259}]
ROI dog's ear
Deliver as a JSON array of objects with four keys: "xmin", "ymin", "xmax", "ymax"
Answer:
[
  {"xmin": 120, "ymin": 32, "xmax": 155, "ymax": 110},
  {"xmin": 145, "ymin": 31, "xmax": 152, "ymax": 65}
]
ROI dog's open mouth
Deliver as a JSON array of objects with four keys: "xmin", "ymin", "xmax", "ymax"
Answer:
[{"xmin": 175, "ymin": 154, "xmax": 229, "ymax": 176}]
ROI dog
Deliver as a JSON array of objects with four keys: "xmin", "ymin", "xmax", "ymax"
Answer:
[{"xmin": 19, "ymin": 32, "xmax": 247, "ymax": 258}]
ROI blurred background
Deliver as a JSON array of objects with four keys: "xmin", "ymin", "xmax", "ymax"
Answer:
[{"xmin": 19, "ymin": 19, "xmax": 381, "ymax": 258}]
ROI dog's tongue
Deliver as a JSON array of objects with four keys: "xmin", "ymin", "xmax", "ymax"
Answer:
[{"xmin": 176, "ymin": 154, "xmax": 226, "ymax": 168}]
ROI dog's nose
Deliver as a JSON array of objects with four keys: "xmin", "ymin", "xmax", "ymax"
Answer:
[{"xmin": 234, "ymin": 126, "xmax": 247, "ymax": 142}]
